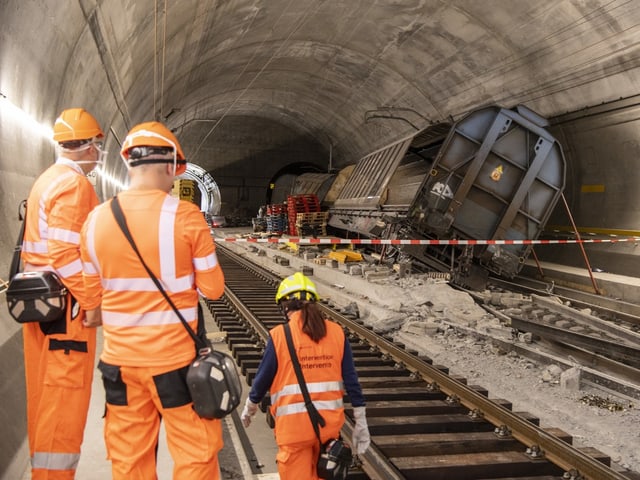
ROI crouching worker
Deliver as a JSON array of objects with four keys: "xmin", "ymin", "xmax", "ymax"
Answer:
[
  {"xmin": 79, "ymin": 121, "xmax": 225, "ymax": 480},
  {"xmin": 241, "ymin": 272, "xmax": 371, "ymax": 479}
]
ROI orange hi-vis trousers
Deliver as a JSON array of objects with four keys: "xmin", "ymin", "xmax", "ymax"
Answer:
[
  {"xmin": 99, "ymin": 361, "xmax": 223, "ymax": 480},
  {"xmin": 276, "ymin": 439, "xmax": 322, "ymax": 480},
  {"xmin": 23, "ymin": 301, "xmax": 96, "ymax": 480}
]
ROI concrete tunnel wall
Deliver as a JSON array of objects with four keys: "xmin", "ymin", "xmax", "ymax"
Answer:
[
  {"xmin": 0, "ymin": 113, "xmax": 51, "ymax": 479},
  {"xmin": 5, "ymin": 1, "xmax": 640, "ymax": 477}
]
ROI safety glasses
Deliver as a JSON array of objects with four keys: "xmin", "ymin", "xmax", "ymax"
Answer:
[
  {"xmin": 90, "ymin": 138, "xmax": 108, "ymax": 163},
  {"xmin": 66, "ymin": 136, "xmax": 108, "ymax": 170},
  {"xmin": 91, "ymin": 139, "xmax": 105, "ymax": 151}
]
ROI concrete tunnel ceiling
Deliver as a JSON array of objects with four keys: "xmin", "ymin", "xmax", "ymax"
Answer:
[
  {"xmin": 2, "ymin": 0, "xmax": 640, "ymax": 205},
  {"xmin": 5, "ymin": 2, "xmax": 640, "ymax": 476}
]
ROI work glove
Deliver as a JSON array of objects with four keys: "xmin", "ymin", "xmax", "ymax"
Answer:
[
  {"xmin": 241, "ymin": 398, "xmax": 259, "ymax": 428},
  {"xmin": 352, "ymin": 406, "xmax": 371, "ymax": 454}
]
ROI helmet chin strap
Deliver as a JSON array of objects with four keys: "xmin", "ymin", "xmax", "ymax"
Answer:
[
  {"xmin": 75, "ymin": 160, "xmax": 104, "ymax": 166},
  {"xmin": 73, "ymin": 159, "xmax": 104, "ymax": 176}
]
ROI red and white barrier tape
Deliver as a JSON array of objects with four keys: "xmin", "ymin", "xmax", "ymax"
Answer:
[{"xmin": 216, "ymin": 237, "xmax": 640, "ymax": 245}]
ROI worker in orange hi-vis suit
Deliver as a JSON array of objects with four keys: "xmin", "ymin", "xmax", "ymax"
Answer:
[
  {"xmin": 240, "ymin": 272, "xmax": 370, "ymax": 479},
  {"xmin": 21, "ymin": 108, "xmax": 107, "ymax": 480},
  {"xmin": 79, "ymin": 121, "xmax": 226, "ymax": 480}
]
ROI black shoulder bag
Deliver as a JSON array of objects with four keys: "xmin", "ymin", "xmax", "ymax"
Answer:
[
  {"xmin": 110, "ymin": 195, "xmax": 242, "ymax": 419},
  {"xmin": 283, "ymin": 322, "xmax": 352, "ymax": 480},
  {"xmin": 6, "ymin": 200, "xmax": 68, "ymax": 323}
]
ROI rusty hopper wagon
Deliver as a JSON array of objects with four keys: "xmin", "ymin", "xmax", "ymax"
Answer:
[{"xmin": 292, "ymin": 105, "xmax": 566, "ymax": 289}]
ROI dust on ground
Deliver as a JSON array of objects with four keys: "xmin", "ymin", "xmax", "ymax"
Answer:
[
  {"xmin": 351, "ymin": 273, "xmax": 640, "ymax": 473},
  {"xmin": 221, "ymin": 236, "xmax": 640, "ymax": 473}
]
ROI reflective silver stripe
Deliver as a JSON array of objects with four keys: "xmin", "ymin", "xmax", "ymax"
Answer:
[
  {"xmin": 104, "ymin": 277, "xmax": 161, "ymax": 291},
  {"xmin": 278, "ymin": 284, "xmax": 299, "ymax": 298},
  {"xmin": 36, "ymin": 170, "xmax": 77, "ymax": 250},
  {"xmin": 25, "ymin": 257, "xmax": 81, "ymax": 279},
  {"xmin": 48, "ymin": 227, "xmax": 80, "ymax": 245},
  {"xmin": 271, "ymin": 381, "xmax": 344, "ymax": 405},
  {"xmin": 85, "ymin": 210, "xmax": 101, "ymax": 275},
  {"xmin": 23, "ymin": 240, "xmax": 48, "ymax": 254},
  {"xmin": 193, "ymin": 252, "xmax": 219, "ymax": 270},
  {"xmin": 24, "ymin": 263, "xmax": 54, "ymax": 273},
  {"xmin": 32, "ymin": 451, "xmax": 80, "ymax": 470},
  {"xmin": 85, "ymin": 196, "xmax": 194, "ymax": 297},
  {"xmin": 275, "ymin": 399, "xmax": 344, "ymax": 418},
  {"xmin": 82, "ymin": 261, "xmax": 98, "ymax": 275},
  {"xmin": 103, "ymin": 306, "xmax": 197, "ymax": 327},
  {"xmin": 104, "ymin": 275, "xmax": 193, "ymax": 292},
  {"xmin": 56, "ymin": 258, "xmax": 83, "ymax": 278},
  {"xmin": 159, "ymin": 196, "xmax": 179, "ymax": 280}
]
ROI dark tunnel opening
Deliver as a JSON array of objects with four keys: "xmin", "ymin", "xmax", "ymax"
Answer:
[{"xmin": 266, "ymin": 162, "xmax": 326, "ymax": 206}]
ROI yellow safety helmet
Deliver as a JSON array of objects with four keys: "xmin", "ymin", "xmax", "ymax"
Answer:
[
  {"xmin": 53, "ymin": 108, "xmax": 103, "ymax": 143},
  {"xmin": 120, "ymin": 121, "xmax": 187, "ymax": 175},
  {"xmin": 275, "ymin": 272, "xmax": 320, "ymax": 304}
]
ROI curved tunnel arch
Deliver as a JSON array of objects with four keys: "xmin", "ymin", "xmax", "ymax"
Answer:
[
  {"xmin": 176, "ymin": 163, "xmax": 222, "ymax": 220},
  {"xmin": 4, "ymin": 4, "xmax": 640, "ymax": 478}
]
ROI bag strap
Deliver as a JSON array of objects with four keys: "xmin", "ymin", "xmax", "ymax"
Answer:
[
  {"xmin": 283, "ymin": 322, "xmax": 326, "ymax": 442},
  {"xmin": 110, "ymin": 195, "xmax": 208, "ymax": 352},
  {"xmin": 9, "ymin": 200, "xmax": 27, "ymax": 278}
]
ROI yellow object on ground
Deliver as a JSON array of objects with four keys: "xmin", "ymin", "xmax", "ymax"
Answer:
[{"xmin": 328, "ymin": 250, "xmax": 363, "ymax": 263}]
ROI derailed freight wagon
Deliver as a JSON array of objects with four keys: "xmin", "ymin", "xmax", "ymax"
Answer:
[{"xmin": 296, "ymin": 105, "xmax": 566, "ymax": 289}]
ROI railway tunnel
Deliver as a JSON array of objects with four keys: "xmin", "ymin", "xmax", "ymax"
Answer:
[{"xmin": 2, "ymin": 1, "xmax": 640, "ymax": 478}]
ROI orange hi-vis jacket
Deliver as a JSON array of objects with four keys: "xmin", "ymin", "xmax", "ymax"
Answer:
[
  {"xmin": 21, "ymin": 157, "xmax": 99, "ymax": 479},
  {"xmin": 22, "ymin": 158, "xmax": 99, "ymax": 302},
  {"xmin": 80, "ymin": 189, "xmax": 225, "ymax": 367},
  {"xmin": 269, "ymin": 312, "xmax": 346, "ymax": 446}
]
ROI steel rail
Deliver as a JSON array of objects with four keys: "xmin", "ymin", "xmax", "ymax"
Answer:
[
  {"xmin": 319, "ymin": 303, "xmax": 629, "ymax": 480},
  {"xmin": 462, "ymin": 303, "xmax": 640, "ymax": 399},
  {"xmin": 217, "ymin": 246, "xmax": 405, "ymax": 480},
  {"xmin": 223, "ymin": 287, "xmax": 271, "ymax": 341},
  {"xmin": 530, "ymin": 293, "xmax": 640, "ymax": 346},
  {"xmin": 340, "ymin": 419, "xmax": 406, "ymax": 480},
  {"xmin": 490, "ymin": 275, "xmax": 640, "ymax": 327},
  {"xmin": 219, "ymin": 244, "xmax": 629, "ymax": 479},
  {"xmin": 510, "ymin": 316, "xmax": 640, "ymax": 367}
]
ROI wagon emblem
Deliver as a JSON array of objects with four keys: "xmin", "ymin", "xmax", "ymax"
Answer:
[
  {"xmin": 490, "ymin": 165, "xmax": 503, "ymax": 181},
  {"xmin": 431, "ymin": 182, "xmax": 454, "ymax": 199}
]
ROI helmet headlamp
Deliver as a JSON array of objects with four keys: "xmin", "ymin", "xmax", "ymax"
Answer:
[
  {"xmin": 128, "ymin": 146, "xmax": 173, "ymax": 160},
  {"xmin": 120, "ymin": 124, "xmax": 186, "ymax": 176}
]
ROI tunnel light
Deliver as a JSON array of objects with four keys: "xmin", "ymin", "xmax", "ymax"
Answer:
[
  {"xmin": 1, "ymin": 93, "xmax": 129, "ymax": 195},
  {"xmin": 94, "ymin": 165, "xmax": 128, "ymax": 192},
  {"xmin": 0, "ymin": 94, "xmax": 54, "ymax": 141}
]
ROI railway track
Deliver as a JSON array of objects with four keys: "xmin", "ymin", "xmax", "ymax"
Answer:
[
  {"xmin": 207, "ymin": 244, "xmax": 638, "ymax": 480},
  {"xmin": 465, "ymin": 277, "xmax": 640, "ymax": 401},
  {"xmin": 487, "ymin": 275, "xmax": 640, "ymax": 330}
]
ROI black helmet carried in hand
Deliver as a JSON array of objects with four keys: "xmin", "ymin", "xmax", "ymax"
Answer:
[{"xmin": 316, "ymin": 438, "xmax": 352, "ymax": 480}]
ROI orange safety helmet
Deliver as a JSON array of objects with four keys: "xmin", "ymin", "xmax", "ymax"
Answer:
[
  {"xmin": 120, "ymin": 121, "xmax": 187, "ymax": 175},
  {"xmin": 53, "ymin": 108, "xmax": 104, "ymax": 143}
]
